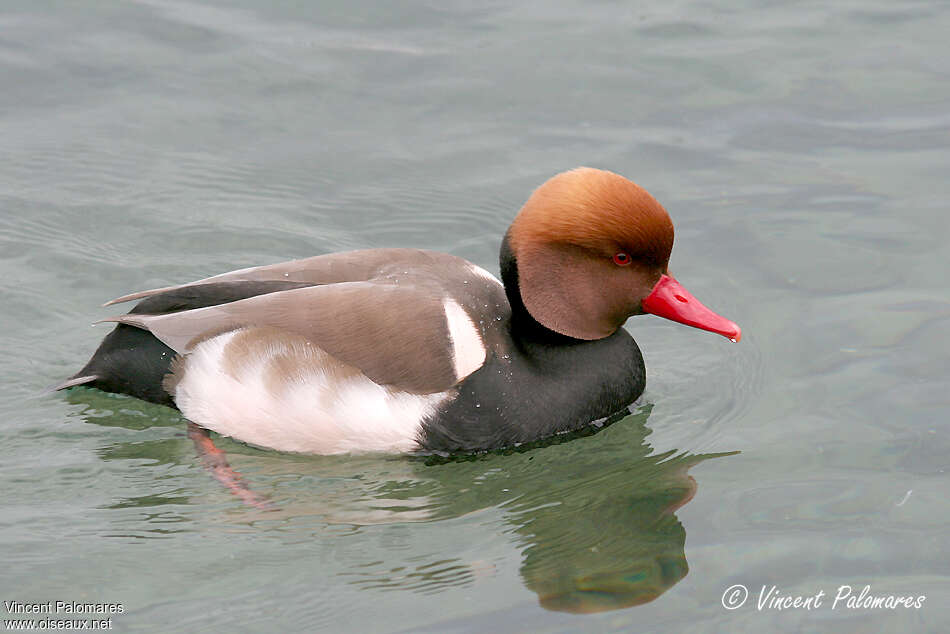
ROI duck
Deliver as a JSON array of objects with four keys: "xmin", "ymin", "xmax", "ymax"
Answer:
[{"xmin": 56, "ymin": 167, "xmax": 740, "ymax": 455}]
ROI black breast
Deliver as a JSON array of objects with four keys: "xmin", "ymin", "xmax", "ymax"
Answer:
[
  {"xmin": 418, "ymin": 329, "xmax": 645, "ymax": 452},
  {"xmin": 417, "ymin": 235, "xmax": 646, "ymax": 452}
]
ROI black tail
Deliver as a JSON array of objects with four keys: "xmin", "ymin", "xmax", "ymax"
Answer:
[
  {"xmin": 56, "ymin": 324, "xmax": 179, "ymax": 406},
  {"xmin": 55, "ymin": 280, "xmax": 315, "ymax": 407}
]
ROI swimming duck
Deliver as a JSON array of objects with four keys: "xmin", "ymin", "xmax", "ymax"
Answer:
[{"xmin": 56, "ymin": 168, "xmax": 740, "ymax": 454}]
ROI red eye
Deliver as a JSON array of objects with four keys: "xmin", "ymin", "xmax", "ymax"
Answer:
[{"xmin": 613, "ymin": 252, "xmax": 632, "ymax": 266}]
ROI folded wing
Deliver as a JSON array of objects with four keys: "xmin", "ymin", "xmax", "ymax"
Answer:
[
  {"xmin": 103, "ymin": 248, "xmax": 440, "ymax": 306},
  {"xmin": 104, "ymin": 280, "xmax": 484, "ymax": 394}
]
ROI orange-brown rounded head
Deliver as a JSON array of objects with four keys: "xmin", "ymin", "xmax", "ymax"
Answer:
[{"xmin": 507, "ymin": 167, "xmax": 740, "ymax": 342}]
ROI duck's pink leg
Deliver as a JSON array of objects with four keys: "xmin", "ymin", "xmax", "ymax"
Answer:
[{"xmin": 187, "ymin": 422, "xmax": 276, "ymax": 510}]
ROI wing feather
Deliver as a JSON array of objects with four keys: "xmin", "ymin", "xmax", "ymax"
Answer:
[
  {"xmin": 103, "ymin": 248, "xmax": 439, "ymax": 306},
  {"xmin": 104, "ymin": 281, "xmax": 476, "ymax": 394}
]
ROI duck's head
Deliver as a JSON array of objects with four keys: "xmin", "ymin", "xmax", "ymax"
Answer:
[{"xmin": 505, "ymin": 167, "xmax": 741, "ymax": 342}]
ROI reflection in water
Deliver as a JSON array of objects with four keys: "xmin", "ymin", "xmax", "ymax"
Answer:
[
  {"xmin": 69, "ymin": 389, "xmax": 734, "ymax": 613},
  {"xmin": 510, "ymin": 430, "xmax": 707, "ymax": 613},
  {"xmin": 413, "ymin": 406, "xmax": 735, "ymax": 613}
]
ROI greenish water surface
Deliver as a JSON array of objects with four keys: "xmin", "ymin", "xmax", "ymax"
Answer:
[{"xmin": 1, "ymin": 1, "xmax": 948, "ymax": 632}]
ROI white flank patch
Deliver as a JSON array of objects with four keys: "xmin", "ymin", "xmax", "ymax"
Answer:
[
  {"xmin": 172, "ymin": 329, "xmax": 453, "ymax": 454},
  {"xmin": 468, "ymin": 263, "xmax": 503, "ymax": 286},
  {"xmin": 442, "ymin": 298, "xmax": 486, "ymax": 380}
]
